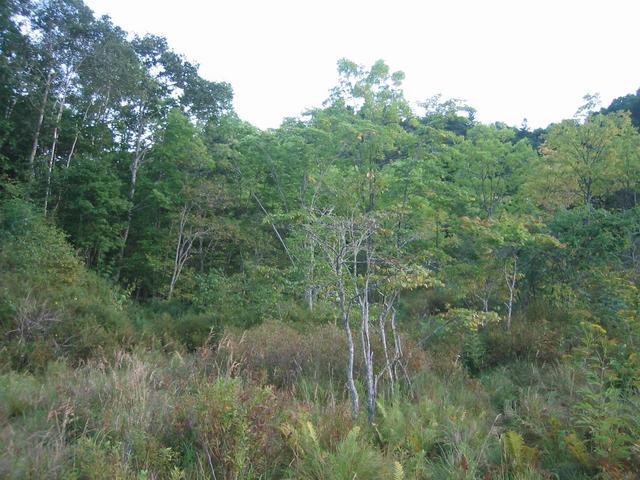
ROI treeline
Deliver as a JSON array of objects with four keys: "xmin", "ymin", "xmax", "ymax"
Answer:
[
  {"xmin": 2, "ymin": 0, "xmax": 640, "ymax": 395},
  {"xmin": 1, "ymin": 1, "xmax": 640, "ymax": 477},
  {"xmin": 1, "ymin": 0, "xmax": 639, "ymax": 304},
  {"xmin": 2, "ymin": 0, "xmax": 640, "ymax": 393},
  {"xmin": 1, "ymin": 0, "xmax": 233, "ymax": 278}
]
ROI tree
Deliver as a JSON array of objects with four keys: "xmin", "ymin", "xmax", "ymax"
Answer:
[
  {"xmin": 0, "ymin": 0, "xmax": 31, "ymax": 177},
  {"xmin": 532, "ymin": 111, "xmax": 635, "ymax": 210},
  {"xmin": 420, "ymin": 95, "xmax": 476, "ymax": 137},
  {"xmin": 611, "ymin": 122, "xmax": 640, "ymax": 209},
  {"xmin": 55, "ymin": 155, "xmax": 128, "ymax": 272},
  {"xmin": 602, "ymin": 88, "xmax": 640, "ymax": 129},
  {"xmin": 448, "ymin": 124, "xmax": 534, "ymax": 218},
  {"xmin": 122, "ymin": 109, "xmax": 212, "ymax": 295}
]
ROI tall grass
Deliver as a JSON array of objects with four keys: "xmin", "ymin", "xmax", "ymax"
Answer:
[{"xmin": 1, "ymin": 319, "xmax": 638, "ymax": 479}]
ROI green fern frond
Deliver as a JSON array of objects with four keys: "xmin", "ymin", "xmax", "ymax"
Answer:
[
  {"xmin": 501, "ymin": 430, "xmax": 539, "ymax": 470},
  {"xmin": 566, "ymin": 432, "xmax": 591, "ymax": 467},
  {"xmin": 502, "ymin": 430, "xmax": 524, "ymax": 464},
  {"xmin": 392, "ymin": 460, "xmax": 404, "ymax": 480},
  {"xmin": 306, "ymin": 421, "xmax": 319, "ymax": 447}
]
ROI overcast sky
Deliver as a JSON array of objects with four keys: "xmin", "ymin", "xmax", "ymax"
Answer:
[{"xmin": 84, "ymin": 0, "xmax": 640, "ymax": 130}]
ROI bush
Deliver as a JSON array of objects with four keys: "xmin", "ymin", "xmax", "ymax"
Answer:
[
  {"xmin": 0, "ymin": 200, "xmax": 133, "ymax": 369},
  {"xmin": 282, "ymin": 419, "xmax": 395, "ymax": 480},
  {"xmin": 167, "ymin": 377, "xmax": 289, "ymax": 479},
  {"xmin": 482, "ymin": 318, "xmax": 563, "ymax": 367},
  {"xmin": 218, "ymin": 321, "xmax": 346, "ymax": 388},
  {"xmin": 143, "ymin": 308, "xmax": 220, "ymax": 351}
]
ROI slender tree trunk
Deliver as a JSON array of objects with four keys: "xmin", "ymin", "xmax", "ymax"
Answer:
[
  {"xmin": 360, "ymin": 294, "xmax": 375, "ymax": 422},
  {"xmin": 379, "ymin": 307, "xmax": 394, "ymax": 389},
  {"xmin": 90, "ymin": 85, "xmax": 111, "ymax": 149},
  {"xmin": 51, "ymin": 102, "xmax": 94, "ymax": 214},
  {"xmin": 118, "ymin": 109, "xmax": 147, "ymax": 271},
  {"xmin": 44, "ymin": 92, "xmax": 67, "ymax": 216},
  {"xmin": 390, "ymin": 308, "xmax": 403, "ymax": 383},
  {"xmin": 505, "ymin": 256, "xmax": 518, "ymax": 330},
  {"xmin": 252, "ymin": 191, "xmax": 296, "ymax": 267},
  {"xmin": 3, "ymin": 96, "xmax": 16, "ymax": 120},
  {"xmin": 305, "ymin": 235, "xmax": 316, "ymax": 311},
  {"xmin": 377, "ymin": 292, "xmax": 399, "ymax": 394},
  {"xmin": 118, "ymin": 151, "xmax": 141, "ymax": 262},
  {"xmin": 169, "ymin": 210, "xmax": 186, "ymax": 300},
  {"xmin": 343, "ymin": 306, "xmax": 359, "ymax": 418},
  {"xmin": 336, "ymin": 253, "xmax": 359, "ymax": 418},
  {"xmin": 359, "ymin": 249, "xmax": 375, "ymax": 423},
  {"xmin": 169, "ymin": 205, "xmax": 195, "ymax": 299},
  {"xmin": 65, "ymin": 134, "xmax": 79, "ymax": 168},
  {"xmin": 66, "ymin": 101, "xmax": 93, "ymax": 168},
  {"xmin": 0, "ymin": 97, "xmax": 17, "ymax": 151},
  {"xmin": 27, "ymin": 70, "xmax": 53, "ymax": 181}
]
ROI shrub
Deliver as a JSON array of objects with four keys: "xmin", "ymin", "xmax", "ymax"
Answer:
[
  {"xmin": 144, "ymin": 309, "xmax": 219, "ymax": 351},
  {"xmin": 0, "ymin": 200, "xmax": 133, "ymax": 369},
  {"xmin": 482, "ymin": 318, "xmax": 563, "ymax": 367},
  {"xmin": 169, "ymin": 378, "xmax": 288, "ymax": 479},
  {"xmin": 218, "ymin": 321, "xmax": 346, "ymax": 388},
  {"xmin": 281, "ymin": 419, "xmax": 394, "ymax": 479}
]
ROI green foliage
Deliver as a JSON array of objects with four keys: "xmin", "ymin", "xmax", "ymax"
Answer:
[
  {"xmin": 282, "ymin": 419, "xmax": 394, "ymax": 479},
  {"xmin": 530, "ymin": 111, "xmax": 639, "ymax": 209},
  {"xmin": 55, "ymin": 156, "xmax": 129, "ymax": 273},
  {"xmin": 500, "ymin": 430, "xmax": 539, "ymax": 473},
  {"xmin": 562, "ymin": 322, "xmax": 640, "ymax": 474},
  {"xmin": 172, "ymin": 378, "xmax": 285, "ymax": 479},
  {"xmin": 483, "ymin": 319, "xmax": 562, "ymax": 365},
  {"xmin": 218, "ymin": 321, "xmax": 346, "ymax": 388},
  {"xmin": 143, "ymin": 308, "xmax": 219, "ymax": 351},
  {"xmin": 0, "ymin": 199, "xmax": 132, "ymax": 369},
  {"xmin": 2, "ymin": 3, "xmax": 640, "ymax": 478}
]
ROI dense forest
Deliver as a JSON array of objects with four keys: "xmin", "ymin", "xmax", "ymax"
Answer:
[{"xmin": 1, "ymin": 1, "xmax": 639, "ymax": 478}]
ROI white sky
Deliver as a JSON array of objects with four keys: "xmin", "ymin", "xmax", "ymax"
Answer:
[{"xmin": 84, "ymin": 0, "xmax": 640, "ymax": 130}]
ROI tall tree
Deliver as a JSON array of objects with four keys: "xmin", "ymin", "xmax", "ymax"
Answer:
[{"xmin": 530, "ymin": 112, "xmax": 636, "ymax": 210}]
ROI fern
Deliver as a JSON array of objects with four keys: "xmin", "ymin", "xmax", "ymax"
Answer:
[
  {"xmin": 306, "ymin": 420, "xmax": 319, "ymax": 447},
  {"xmin": 392, "ymin": 461, "xmax": 404, "ymax": 480},
  {"xmin": 502, "ymin": 430, "xmax": 525, "ymax": 465},
  {"xmin": 501, "ymin": 430, "xmax": 539, "ymax": 471},
  {"xmin": 565, "ymin": 432, "xmax": 591, "ymax": 468}
]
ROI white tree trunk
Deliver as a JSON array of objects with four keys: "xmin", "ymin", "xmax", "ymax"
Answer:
[
  {"xmin": 504, "ymin": 256, "xmax": 518, "ymax": 330},
  {"xmin": 118, "ymin": 107, "xmax": 148, "ymax": 271},
  {"xmin": 28, "ymin": 70, "xmax": 53, "ymax": 181},
  {"xmin": 44, "ymin": 89, "xmax": 68, "ymax": 216},
  {"xmin": 336, "ymin": 251, "xmax": 359, "ymax": 418},
  {"xmin": 169, "ymin": 205, "xmax": 197, "ymax": 299}
]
